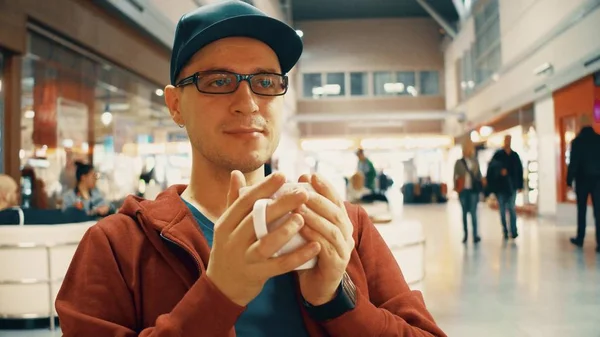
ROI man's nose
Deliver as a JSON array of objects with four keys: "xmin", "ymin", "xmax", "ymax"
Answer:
[{"xmin": 230, "ymin": 81, "xmax": 259, "ymax": 115}]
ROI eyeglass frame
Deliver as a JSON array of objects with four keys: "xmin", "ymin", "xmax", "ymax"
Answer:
[{"xmin": 175, "ymin": 70, "xmax": 289, "ymax": 96}]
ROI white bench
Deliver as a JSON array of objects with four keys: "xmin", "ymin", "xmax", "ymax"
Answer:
[
  {"xmin": 0, "ymin": 222, "xmax": 95, "ymax": 329},
  {"xmin": 375, "ymin": 220, "xmax": 426, "ymax": 293}
]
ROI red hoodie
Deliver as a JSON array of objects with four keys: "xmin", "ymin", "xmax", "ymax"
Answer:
[{"xmin": 56, "ymin": 185, "xmax": 446, "ymax": 336}]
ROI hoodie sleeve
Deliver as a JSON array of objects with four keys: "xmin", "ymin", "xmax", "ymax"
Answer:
[
  {"xmin": 320, "ymin": 206, "xmax": 447, "ymax": 337},
  {"xmin": 56, "ymin": 223, "xmax": 244, "ymax": 337}
]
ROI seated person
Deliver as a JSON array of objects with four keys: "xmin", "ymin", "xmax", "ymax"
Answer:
[
  {"xmin": 346, "ymin": 172, "xmax": 371, "ymax": 203},
  {"xmin": 347, "ymin": 172, "xmax": 389, "ymax": 204},
  {"xmin": 62, "ymin": 162, "xmax": 112, "ymax": 217},
  {"xmin": 0, "ymin": 174, "xmax": 19, "ymax": 211},
  {"xmin": 0, "ymin": 174, "xmax": 22, "ymax": 225}
]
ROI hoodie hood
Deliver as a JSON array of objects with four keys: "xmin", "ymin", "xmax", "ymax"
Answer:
[
  {"xmin": 117, "ymin": 185, "xmax": 212, "ymax": 272},
  {"xmin": 119, "ymin": 184, "xmax": 189, "ymax": 232}
]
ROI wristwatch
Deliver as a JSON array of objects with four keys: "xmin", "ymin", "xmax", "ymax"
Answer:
[{"xmin": 303, "ymin": 272, "xmax": 357, "ymax": 322}]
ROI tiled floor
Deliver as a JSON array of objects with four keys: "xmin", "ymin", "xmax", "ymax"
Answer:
[
  {"xmin": 1, "ymin": 199, "xmax": 599, "ymax": 336},
  {"xmin": 410, "ymin": 200, "xmax": 600, "ymax": 337}
]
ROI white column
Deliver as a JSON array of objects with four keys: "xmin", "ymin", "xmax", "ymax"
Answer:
[{"xmin": 534, "ymin": 96, "xmax": 558, "ymax": 217}]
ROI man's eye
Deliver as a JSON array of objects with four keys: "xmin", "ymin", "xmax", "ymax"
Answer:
[
  {"xmin": 211, "ymin": 78, "xmax": 232, "ymax": 87},
  {"xmin": 259, "ymin": 79, "xmax": 273, "ymax": 88}
]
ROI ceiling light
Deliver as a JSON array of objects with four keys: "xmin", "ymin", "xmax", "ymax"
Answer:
[
  {"xmin": 480, "ymin": 126, "xmax": 494, "ymax": 137},
  {"xmin": 101, "ymin": 112, "xmax": 113, "ymax": 126},
  {"xmin": 383, "ymin": 82, "xmax": 405, "ymax": 93},
  {"xmin": 406, "ymin": 86, "xmax": 418, "ymax": 96},
  {"xmin": 24, "ymin": 110, "xmax": 35, "ymax": 119},
  {"xmin": 62, "ymin": 139, "xmax": 74, "ymax": 148},
  {"xmin": 155, "ymin": 89, "xmax": 164, "ymax": 97}
]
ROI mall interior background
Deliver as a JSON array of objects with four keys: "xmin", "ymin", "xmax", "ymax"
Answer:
[
  {"xmin": 1, "ymin": 0, "xmax": 599, "ymax": 216},
  {"xmin": 1, "ymin": 0, "xmax": 600, "ymax": 335}
]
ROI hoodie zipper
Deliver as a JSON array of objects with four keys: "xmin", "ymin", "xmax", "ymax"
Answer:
[
  {"xmin": 159, "ymin": 232, "xmax": 203, "ymax": 273},
  {"xmin": 134, "ymin": 210, "xmax": 203, "ymax": 273}
]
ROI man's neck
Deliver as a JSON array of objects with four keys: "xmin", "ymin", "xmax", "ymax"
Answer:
[
  {"xmin": 504, "ymin": 148, "xmax": 511, "ymax": 154},
  {"xmin": 0, "ymin": 201, "xmax": 9, "ymax": 210},
  {"xmin": 182, "ymin": 153, "xmax": 265, "ymax": 222}
]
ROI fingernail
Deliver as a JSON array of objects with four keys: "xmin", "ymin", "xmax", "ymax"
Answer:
[
  {"xmin": 292, "ymin": 215, "xmax": 304, "ymax": 227},
  {"xmin": 298, "ymin": 204, "xmax": 308, "ymax": 214},
  {"xmin": 293, "ymin": 188, "xmax": 305, "ymax": 195}
]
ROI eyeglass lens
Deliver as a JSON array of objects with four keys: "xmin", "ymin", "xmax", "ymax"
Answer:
[{"xmin": 196, "ymin": 72, "xmax": 286, "ymax": 95}]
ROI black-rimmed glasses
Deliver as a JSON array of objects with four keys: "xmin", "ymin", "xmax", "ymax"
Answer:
[{"xmin": 176, "ymin": 70, "xmax": 289, "ymax": 96}]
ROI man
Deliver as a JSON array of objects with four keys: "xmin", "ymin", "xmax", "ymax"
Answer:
[
  {"xmin": 356, "ymin": 148, "xmax": 376, "ymax": 191},
  {"xmin": 55, "ymin": 1, "xmax": 445, "ymax": 336},
  {"xmin": 489, "ymin": 135, "xmax": 523, "ymax": 239},
  {"xmin": 0, "ymin": 174, "xmax": 19, "ymax": 211},
  {"xmin": 566, "ymin": 123, "xmax": 600, "ymax": 252},
  {"xmin": 0, "ymin": 174, "xmax": 21, "ymax": 225}
]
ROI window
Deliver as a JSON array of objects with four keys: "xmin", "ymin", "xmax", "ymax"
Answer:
[
  {"xmin": 350, "ymin": 72, "xmax": 368, "ymax": 96},
  {"xmin": 374, "ymin": 71, "xmax": 416, "ymax": 96},
  {"xmin": 373, "ymin": 71, "xmax": 395, "ymax": 96},
  {"xmin": 303, "ymin": 73, "xmax": 322, "ymax": 98},
  {"xmin": 325, "ymin": 72, "xmax": 345, "ymax": 97},
  {"xmin": 303, "ymin": 70, "xmax": 438, "ymax": 99},
  {"xmin": 396, "ymin": 72, "xmax": 416, "ymax": 96},
  {"xmin": 419, "ymin": 71, "xmax": 440, "ymax": 95},
  {"xmin": 473, "ymin": 0, "xmax": 501, "ymax": 86}
]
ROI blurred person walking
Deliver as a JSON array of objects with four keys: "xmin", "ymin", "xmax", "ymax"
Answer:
[
  {"xmin": 566, "ymin": 122, "xmax": 600, "ymax": 252},
  {"xmin": 454, "ymin": 141, "xmax": 484, "ymax": 244},
  {"xmin": 488, "ymin": 135, "xmax": 524, "ymax": 240}
]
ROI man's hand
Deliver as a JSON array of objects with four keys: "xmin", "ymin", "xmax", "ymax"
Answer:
[
  {"xmin": 481, "ymin": 177, "xmax": 488, "ymax": 187},
  {"xmin": 296, "ymin": 174, "xmax": 354, "ymax": 306},
  {"xmin": 205, "ymin": 171, "xmax": 321, "ymax": 307}
]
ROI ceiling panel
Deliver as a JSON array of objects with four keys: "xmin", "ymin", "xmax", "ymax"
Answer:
[{"xmin": 291, "ymin": 0, "xmax": 458, "ymax": 23}]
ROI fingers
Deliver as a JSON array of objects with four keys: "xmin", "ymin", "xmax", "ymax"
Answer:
[
  {"xmin": 226, "ymin": 170, "xmax": 246, "ymax": 208},
  {"xmin": 304, "ymin": 192, "xmax": 353, "ymax": 240},
  {"xmin": 246, "ymin": 213, "xmax": 305, "ymax": 261},
  {"xmin": 232, "ymin": 188, "xmax": 310, "ymax": 243},
  {"xmin": 257, "ymin": 241, "xmax": 321, "ymax": 277},
  {"xmin": 298, "ymin": 205, "xmax": 350, "ymax": 259},
  {"xmin": 310, "ymin": 174, "xmax": 343, "ymax": 208},
  {"xmin": 217, "ymin": 172, "xmax": 286, "ymax": 234},
  {"xmin": 298, "ymin": 174, "xmax": 311, "ymax": 184}
]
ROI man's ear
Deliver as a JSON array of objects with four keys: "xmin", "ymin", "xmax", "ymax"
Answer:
[{"xmin": 164, "ymin": 85, "xmax": 185, "ymax": 126}]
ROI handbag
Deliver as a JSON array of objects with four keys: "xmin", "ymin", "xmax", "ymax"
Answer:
[
  {"xmin": 454, "ymin": 177, "xmax": 465, "ymax": 193},
  {"xmin": 460, "ymin": 158, "xmax": 483, "ymax": 192}
]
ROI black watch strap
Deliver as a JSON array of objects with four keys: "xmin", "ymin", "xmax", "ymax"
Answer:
[{"xmin": 303, "ymin": 272, "xmax": 357, "ymax": 322}]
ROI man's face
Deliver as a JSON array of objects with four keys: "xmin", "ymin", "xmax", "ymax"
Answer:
[
  {"xmin": 504, "ymin": 135, "xmax": 512, "ymax": 149},
  {"xmin": 0, "ymin": 177, "xmax": 19, "ymax": 207},
  {"xmin": 166, "ymin": 37, "xmax": 284, "ymax": 173}
]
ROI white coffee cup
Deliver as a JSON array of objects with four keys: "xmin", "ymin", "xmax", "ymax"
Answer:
[{"xmin": 241, "ymin": 182, "xmax": 317, "ymax": 270}]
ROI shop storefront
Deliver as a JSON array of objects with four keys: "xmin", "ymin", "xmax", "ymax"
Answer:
[
  {"xmin": 0, "ymin": 0, "xmax": 171, "ymax": 208},
  {"xmin": 553, "ymin": 74, "xmax": 600, "ymax": 204}
]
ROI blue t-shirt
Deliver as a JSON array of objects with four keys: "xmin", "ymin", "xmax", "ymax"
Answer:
[{"xmin": 182, "ymin": 199, "xmax": 310, "ymax": 337}]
